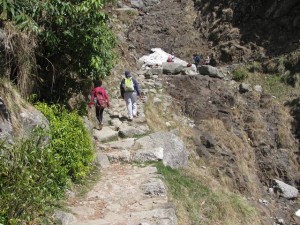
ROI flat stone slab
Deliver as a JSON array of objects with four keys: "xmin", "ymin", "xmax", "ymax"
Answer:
[
  {"xmin": 118, "ymin": 124, "xmax": 149, "ymax": 138},
  {"xmin": 106, "ymin": 138, "xmax": 135, "ymax": 150},
  {"xmin": 95, "ymin": 153, "xmax": 110, "ymax": 168},
  {"xmin": 105, "ymin": 150, "xmax": 131, "ymax": 162},
  {"xmin": 93, "ymin": 127, "xmax": 118, "ymax": 142},
  {"xmin": 135, "ymin": 132, "xmax": 188, "ymax": 169}
]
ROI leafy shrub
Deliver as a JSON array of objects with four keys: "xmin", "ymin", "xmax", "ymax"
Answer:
[
  {"xmin": 35, "ymin": 103, "xmax": 95, "ymax": 181},
  {"xmin": 0, "ymin": 103, "xmax": 94, "ymax": 224},
  {"xmin": 1, "ymin": 0, "xmax": 117, "ymax": 101},
  {"xmin": 232, "ymin": 67, "xmax": 248, "ymax": 81},
  {"xmin": 0, "ymin": 133, "xmax": 68, "ymax": 225},
  {"xmin": 249, "ymin": 61, "xmax": 262, "ymax": 73}
]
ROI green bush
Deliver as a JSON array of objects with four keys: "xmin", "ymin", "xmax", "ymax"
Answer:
[
  {"xmin": 0, "ymin": 133, "xmax": 68, "ymax": 225},
  {"xmin": 0, "ymin": 103, "xmax": 95, "ymax": 224},
  {"xmin": 232, "ymin": 67, "xmax": 248, "ymax": 81},
  {"xmin": 35, "ymin": 103, "xmax": 95, "ymax": 181}
]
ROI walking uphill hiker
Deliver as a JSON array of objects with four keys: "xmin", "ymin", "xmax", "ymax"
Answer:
[
  {"xmin": 193, "ymin": 54, "xmax": 201, "ymax": 67},
  {"xmin": 205, "ymin": 55, "xmax": 210, "ymax": 65},
  {"xmin": 120, "ymin": 71, "xmax": 141, "ymax": 121},
  {"xmin": 167, "ymin": 52, "xmax": 175, "ymax": 62},
  {"xmin": 89, "ymin": 80, "xmax": 110, "ymax": 130}
]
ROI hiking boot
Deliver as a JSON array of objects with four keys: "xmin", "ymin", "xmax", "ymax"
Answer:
[
  {"xmin": 99, "ymin": 123, "xmax": 103, "ymax": 130},
  {"xmin": 128, "ymin": 116, "xmax": 133, "ymax": 121},
  {"xmin": 133, "ymin": 111, "xmax": 139, "ymax": 117}
]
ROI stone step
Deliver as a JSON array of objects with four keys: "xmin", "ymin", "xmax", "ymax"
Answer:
[{"xmin": 67, "ymin": 164, "xmax": 177, "ymax": 225}]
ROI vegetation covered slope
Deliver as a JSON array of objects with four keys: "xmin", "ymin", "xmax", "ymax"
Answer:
[{"xmin": 0, "ymin": 0, "xmax": 116, "ymax": 103}]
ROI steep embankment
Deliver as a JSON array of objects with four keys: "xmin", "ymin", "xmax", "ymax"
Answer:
[
  {"xmin": 126, "ymin": 0, "xmax": 209, "ymax": 61},
  {"xmin": 122, "ymin": 0, "xmax": 300, "ymax": 224},
  {"xmin": 193, "ymin": 0, "xmax": 300, "ymax": 63},
  {"xmin": 128, "ymin": 0, "xmax": 300, "ymax": 65}
]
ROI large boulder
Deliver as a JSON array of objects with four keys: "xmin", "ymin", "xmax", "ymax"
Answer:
[
  {"xmin": 135, "ymin": 131, "xmax": 188, "ymax": 168},
  {"xmin": 19, "ymin": 106, "xmax": 49, "ymax": 137},
  {"xmin": 162, "ymin": 62, "xmax": 185, "ymax": 75},
  {"xmin": 0, "ymin": 97, "xmax": 13, "ymax": 142},
  {"xmin": 0, "ymin": 96, "xmax": 49, "ymax": 143},
  {"xmin": 131, "ymin": 0, "xmax": 160, "ymax": 8},
  {"xmin": 274, "ymin": 179, "xmax": 298, "ymax": 199},
  {"xmin": 198, "ymin": 65, "xmax": 224, "ymax": 79}
]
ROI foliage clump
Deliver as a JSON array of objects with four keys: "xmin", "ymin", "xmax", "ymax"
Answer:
[
  {"xmin": 0, "ymin": 0, "xmax": 117, "ymax": 100},
  {"xmin": 0, "ymin": 103, "xmax": 94, "ymax": 224},
  {"xmin": 35, "ymin": 103, "xmax": 95, "ymax": 181},
  {"xmin": 232, "ymin": 66, "xmax": 248, "ymax": 81}
]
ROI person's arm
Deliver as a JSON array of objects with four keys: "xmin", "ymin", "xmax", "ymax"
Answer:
[
  {"xmin": 120, "ymin": 79, "xmax": 125, "ymax": 99},
  {"xmin": 104, "ymin": 89, "xmax": 110, "ymax": 107},
  {"xmin": 89, "ymin": 89, "xmax": 95, "ymax": 108},
  {"xmin": 133, "ymin": 79, "xmax": 141, "ymax": 96}
]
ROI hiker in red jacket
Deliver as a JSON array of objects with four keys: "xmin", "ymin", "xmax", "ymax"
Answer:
[{"xmin": 90, "ymin": 80, "xmax": 110, "ymax": 130}]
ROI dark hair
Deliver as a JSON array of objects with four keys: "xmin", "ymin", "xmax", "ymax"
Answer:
[
  {"xmin": 94, "ymin": 80, "xmax": 102, "ymax": 87},
  {"xmin": 125, "ymin": 71, "xmax": 131, "ymax": 77}
]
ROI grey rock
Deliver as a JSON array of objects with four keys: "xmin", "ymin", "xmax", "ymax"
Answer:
[
  {"xmin": 110, "ymin": 118, "xmax": 123, "ymax": 128},
  {"xmin": 254, "ymin": 85, "xmax": 263, "ymax": 93},
  {"xmin": 106, "ymin": 138, "xmax": 135, "ymax": 150},
  {"xmin": 95, "ymin": 153, "xmax": 110, "ymax": 168},
  {"xmin": 151, "ymin": 67, "xmax": 163, "ymax": 75},
  {"xmin": 54, "ymin": 210, "xmax": 77, "ymax": 225},
  {"xmin": 118, "ymin": 124, "xmax": 148, "ymax": 138},
  {"xmin": 131, "ymin": 0, "xmax": 144, "ymax": 8},
  {"xmin": 154, "ymin": 82, "xmax": 163, "ymax": 89},
  {"xmin": 274, "ymin": 179, "xmax": 298, "ymax": 199},
  {"xmin": 162, "ymin": 62, "xmax": 185, "ymax": 75},
  {"xmin": 239, "ymin": 83, "xmax": 252, "ymax": 93},
  {"xmin": 136, "ymin": 132, "xmax": 188, "ymax": 169},
  {"xmin": 133, "ymin": 147, "xmax": 164, "ymax": 162},
  {"xmin": 182, "ymin": 68, "xmax": 198, "ymax": 75},
  {"xmin": 93, "ymin": 126, "xmax": 119, "ymax": 142},
  {"xmin": 295, "ymin": 209, "xmax": 300, "ymax": 217},
  {"xmin": 153, "ymin": 97, "xmax": 162, "ymax": 105},
  {"xmin": 140, "ymin": 177, "xmax": 166, "ymax": 196},
  {"xmin": 105, "ymin": 150, "xmax": 131, "ymax": 162},
  {"xmin": 144, "ymin": 0, "xmax": 160, "ymax": 6},
  {"xmin": 19, "ymin": 107, "xmax": 49, "ymax": 137},
  {"xmin": 276, "ymin": 218, "xmax": 285, "ymax": 225},
  {"xmin": 83, "ymin": 116, "xmax": 93, "ymax": 135},
  {"xmin": 198, "ymin": 65, "xmax": 224, "ymax": 78}
]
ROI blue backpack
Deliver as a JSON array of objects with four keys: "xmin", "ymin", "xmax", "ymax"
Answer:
[{"xmin": 194, "ymin": 55, "xmax": 201, "ymax": 64}]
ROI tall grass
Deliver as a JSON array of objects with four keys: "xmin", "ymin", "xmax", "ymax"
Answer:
[
  {"xmin": 156, "ymin": 162, "xmax": 258, "ymax": 225},
  {"xmin": 245, "ymin": 72, "xmax": 299, "ymax": 101},
  {"xmin": 0, "ymin": 131, "xmax": 67, "ymax": 224}
]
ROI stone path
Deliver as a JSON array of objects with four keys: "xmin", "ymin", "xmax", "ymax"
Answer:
[
  {"xmin": 57, "ymin": 69, "xmax": 180, "ymax": 225},
  {"xmin": 68, "ymin": 164, "xmax": 176, "ymax": 225}
]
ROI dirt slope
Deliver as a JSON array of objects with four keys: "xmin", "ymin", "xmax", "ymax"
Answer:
[
  {"xmin": 121, "ymin": 0, "xmax": 300, "ymax": 223},
  {"xmin": 128, "ymin": 0, "xmax": 300, "ymax": 65}
]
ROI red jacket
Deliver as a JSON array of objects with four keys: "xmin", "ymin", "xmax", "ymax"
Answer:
[{"xmin": 90, "ymin": 86, "xmax": 110, "ymax": 107}]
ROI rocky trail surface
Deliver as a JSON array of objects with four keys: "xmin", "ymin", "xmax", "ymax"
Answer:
[{"xmin": 55, "ymin": 65, "xmax": 190, "ymax": 225}]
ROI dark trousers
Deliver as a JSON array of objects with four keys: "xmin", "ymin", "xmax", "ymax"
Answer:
[{"xmin": 95, "ymin": 106, "xmax": 104, "ymax": 124}]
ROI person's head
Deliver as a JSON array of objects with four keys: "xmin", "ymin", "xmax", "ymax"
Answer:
[
  {"xmin": 94, "ymin": 80, "xmax": 102, "ymax": 87},
  {"xmin": 125, "ymin": 70, "xmax": 131, "ymax": 78}
]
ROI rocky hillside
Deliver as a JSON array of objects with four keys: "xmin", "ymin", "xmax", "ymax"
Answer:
[
  {"xmin": 112, "ymin": 0, "xmax": 300, "ymax": 223},
  {"xmin": 165, "ymin": 74, "xmax": 300, "ymax": 223},
  {"xmin": 127, "ymin": 0, "xmax": 300, "ymax": 65},
  {"xmin": 193, "ymin": 0, "xmax": 300, "ymax": 63}
]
